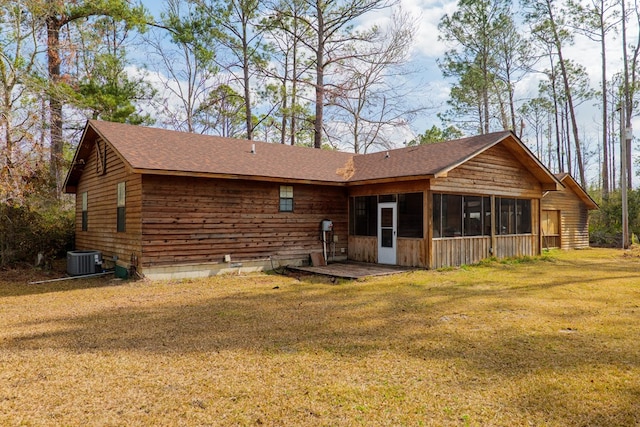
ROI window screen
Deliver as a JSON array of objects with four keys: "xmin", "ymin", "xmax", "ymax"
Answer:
[
  {"xmin": 350, "ymin": 196, "xmax": 377, "ymax": 236},
  {"xmin": 398, "ymin": 192, "xmax": 423, "ymax": 238}
]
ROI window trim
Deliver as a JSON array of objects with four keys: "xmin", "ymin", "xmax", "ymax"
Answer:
[{"xmin": 279, "ymin": 185, "xmax": 294, "ymax": 212}]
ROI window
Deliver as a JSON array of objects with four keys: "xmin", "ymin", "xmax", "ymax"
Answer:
[
  {"xmin": 433, "ymin": 194, "xmax": 491, "ymax": 238},
  {"xmin": 517, "ymin": 199, "xmax": 532, "ymax": 234},
  {"xmin": 117, "ymin": 182, "xmax": 126, "ymax": 232},
  {"xmin": 442, "ymin": 194, "xmax": 463, "ymax": 237},
  {"xmin": 464, "ymin": 196, "xmax": 482, "ymax": 236},
  {"xmin": 398, "ymin": 192, "xmax": 423, "ymax": 238},
  {"xmin": 81, "ymin": 192, "xmax": 88, "ymax": 231},
  {"xmin": 495, "ymin": 197, "xmax": 531, "ymax": 235},
  {"xmin": 279, "ymin": 185, "xmax": 293, "ymax": 212},
  {"xmin": 349, "ymin": 196, "xmax": 377, "ymax": 236}
]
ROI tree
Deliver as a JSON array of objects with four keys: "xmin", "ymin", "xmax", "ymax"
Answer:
[
  {"xmin": 438, "ymin": 0, "xmax": 513, "ymax": 134},
  {"xmin": 146, "ymin": 0, "xmax": 221, "ymax": 133},
  {"xmin": 0, "ymin": 0, "xmax": 44, "ymax": 204},
  {"xmin": 196, "ymin": 83, "xmax": 247, "ymax": 137},
  {"xmin": 74, "ymin": 16, "xmax": 154, "ymax": 124},
  {"xmin": 519, "ymin": 97, "xmax": 554, "ymax": 167},
  {"xmin": 493, "ymin": 9, "xmax": 534, "ymax": 134},
  {"xmin": 191, "ymin": 0, "xmax": 269, "ymax": 140},
  {"xmin": 326, "ymin": 8, "xmax": 424, "ymax": 153},
  {"xmin": 568, "ymin": 0, "xmax": 620, "ymax": 198},
  {"xmin": 408, "ymin": 125, "xmax": 463, "ymax": 146},
  {"xmin": 524, "ymin": 0, "xmax": 586, "ymax": 187},
  {"xmin": 275, "ymin": 0, "xmax": 392, "ymax": 149},
  {"xmin": 620, "ymin": 0, "xmax": 639, "ymax": 189},
  {"xmin": 439, "ymin": 63, "xmax": 497, "ymax": 134},
  {"xmin": 39, "ymin": 0, "xmax": 148, "ymax": 195},
  {"xmin": 261, "ymin": 0, "xmax": 314, "ymax": 145},
  {"xmin": 537, "ymin": 58, "xmax": 594, "ymax": 177}
]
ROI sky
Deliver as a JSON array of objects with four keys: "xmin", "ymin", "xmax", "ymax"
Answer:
[{"xmin": 137, "ymin": 0, "xmax": 640, "ymax": 184}]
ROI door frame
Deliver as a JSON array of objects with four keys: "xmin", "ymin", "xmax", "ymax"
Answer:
[{"xmin": 377, "ymin": 202, "xmax": 397, "ymax": 264}]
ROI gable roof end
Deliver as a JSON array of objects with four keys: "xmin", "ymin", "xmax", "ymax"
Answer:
[{"xmin": 554, "ymin": 173, "xmax": 599, "ymax": 210}]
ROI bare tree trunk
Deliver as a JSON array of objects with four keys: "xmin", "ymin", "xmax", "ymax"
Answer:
[
  {"xmin": 545, "ymin": 0, "xmax": 585, "ymax": 186},
  {"xmin": 621, "ymin": 0, "xmax": 634, "ymax": 189},
  {"xmin": 313, "ymin": 0, "xmax": 324, "ymax": 149},
  {"xmin": 47, "ymin": 16, "xmax": 64, "ymax": 196},
  {"xmin": 242, "ymin": 21, "xmax": 253, "ymax": 140},
  {"xmin": 601, "ymin": 24, "xmax": 609, "ymax": 197}
]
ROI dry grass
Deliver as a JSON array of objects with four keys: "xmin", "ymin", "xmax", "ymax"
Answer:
[{"xmin": 1, "ymin": 248, "xmax": 639, "ymax": 426}]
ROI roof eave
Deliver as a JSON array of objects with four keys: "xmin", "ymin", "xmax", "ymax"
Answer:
[
  {"xmin": 501, "ymin": 132, "xmax": 563, "ymax": 191},
  {"xmin": 560, "ymin": 175, "xmax": 599, "ymax": 209},
  {"xmin": 345, "ymin": 174, "xmax": 435, "ymax": 186},
  {"xmin": 63, "ymin": 121, "xmax": 93, "ymax": 193},
  {"xmin": 134, "ymin": 168, "xmax": 348, "ymax": 186}
]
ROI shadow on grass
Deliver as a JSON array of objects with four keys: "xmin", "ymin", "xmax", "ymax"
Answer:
[
  {"xmin": 3, "ymin": 252, "xmax": 640, "ymax": 425},
  {"xmin": 0, "ymin": 273, "xmax": 119, "ymax": 298},
  {"xmin": 4, "ymin": 266, "xmax": 639, "ymax": 369}
]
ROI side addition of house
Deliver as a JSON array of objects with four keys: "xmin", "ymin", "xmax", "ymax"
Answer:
[{"xmin": 541, "ymin": 173, "xmax": 598, "ymax": 250}]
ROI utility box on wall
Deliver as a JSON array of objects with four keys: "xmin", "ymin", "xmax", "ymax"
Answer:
[{"xmin": 67, "ymin": 250, "xmax": 102, "ymax": 276}]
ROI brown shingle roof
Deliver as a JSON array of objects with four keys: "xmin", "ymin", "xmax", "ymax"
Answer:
[
  {"xmin": 348, "ymin": 132, "xmax": 510, "ymax": 182},
  {"xmin": 64, "ymin": 121, "xmax": 560, "ymax": 192},
  {"xmin": 87, "ymin": 120, "xmax": 354, "ymax": 183}
]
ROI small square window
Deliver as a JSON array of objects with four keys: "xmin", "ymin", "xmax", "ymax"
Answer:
[{"xmin": 279, "ymin": 185, "xmax": 293, "ymax": 212}]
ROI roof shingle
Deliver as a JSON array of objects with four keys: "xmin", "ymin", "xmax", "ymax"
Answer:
[{"xmin": 64, "ymin": 120, "xmax": 557, "ymax": 191}]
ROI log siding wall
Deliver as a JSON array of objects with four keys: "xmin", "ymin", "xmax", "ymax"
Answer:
[
  {"xmin": 74, "ymin": 139, "xmax": 142, "ymax": 267},
  {"xmin": 542, "ymin": 188, "xmax": 591, "ymax": 249},
  {"xmin": 431, "ymin": 144, "xmax": 543, "ymax": 198},
  {"xmin": 140, "ymin": 175, "xmax": 348, "ymax": 267}
]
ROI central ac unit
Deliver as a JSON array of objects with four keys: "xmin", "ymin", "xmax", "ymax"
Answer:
[{"xmin": 67, "ymin": 250, "xmax": 102, "ymax": 276}]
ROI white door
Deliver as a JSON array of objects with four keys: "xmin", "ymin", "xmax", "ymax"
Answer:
[{"xmin": 378, "ymin": 202, "xmax": 397, "ymax": 264}]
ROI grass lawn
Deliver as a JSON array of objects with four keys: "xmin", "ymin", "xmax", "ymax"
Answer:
[{"xmin": 1, "ymin": 248, "xmax": 639, "ymax": 426}]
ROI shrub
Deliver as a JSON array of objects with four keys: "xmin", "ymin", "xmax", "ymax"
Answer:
[{"xmin": 0, "ymin": 202, "xmax": 74, "ymax": 267}]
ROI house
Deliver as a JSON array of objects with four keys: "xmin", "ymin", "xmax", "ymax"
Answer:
[
  {"xmin": 541, "ymin": 173, "xmax": 598, "ymax": 249},
  {"xmin": 64, "ymin": 120, "xmax": 563, "ymax": 279}
]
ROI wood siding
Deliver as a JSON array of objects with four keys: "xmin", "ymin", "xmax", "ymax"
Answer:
[
  {"xmin": 493, "ymin": 235, "xmax": 537, "ymax": 259},
  {"xmin": 542, "ymin": 189, "xmax": 591, "ymax": 249},
  {"xmin": 74, "ymin": 139, "xmax": 142, "ymax": 267},
  {"xmin": 432, "ymin": 237, "xmax": 491, "ymax": 268},
  {"xmin": 431, "ymin": 144, "xmax": 543, "ymax": 198},
  {"xmin": 397, "ymin": 238, "xmax": 427, "ymax": 267},
  {"xmin": 428, "ymin": 146, "xmax": 543, "ymax": 268},
  {"xmin": 140, "ymin": 175, "xmax": 348, "ymax": 267},
  {"xmin": 348, "ymin": 236, "xmax": 376, "ymax": 263}
]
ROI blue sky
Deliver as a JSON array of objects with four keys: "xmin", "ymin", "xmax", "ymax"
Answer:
[{"xmin": 136, "ymin": 0, "xmax": 640, "ymax": 185}]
